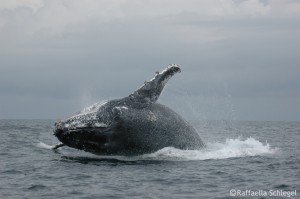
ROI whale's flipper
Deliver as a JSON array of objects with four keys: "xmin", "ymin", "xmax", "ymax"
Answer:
[{"xmin": 128, "ymin": 64, "xmax": 181, "ymax": 106}]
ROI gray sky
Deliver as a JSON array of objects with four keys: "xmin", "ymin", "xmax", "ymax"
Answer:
[{"xmin": 0, "ymin": 0, "xmax": 300, "ymax": 121}]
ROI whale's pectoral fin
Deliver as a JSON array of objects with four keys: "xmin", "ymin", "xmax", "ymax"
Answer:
[{"xmin": 128, "ymin": 64, "xmax": 181, "ymax": 107}]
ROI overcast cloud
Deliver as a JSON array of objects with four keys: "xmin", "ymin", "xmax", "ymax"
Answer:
[{"xmin": 0, "ymin": 0, "xmax": 300, "ymax": 121}]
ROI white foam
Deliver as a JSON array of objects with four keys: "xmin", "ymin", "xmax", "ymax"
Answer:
[{"xmin": 141, "ymin": 137, "xmax": 278, "ymax": 161}]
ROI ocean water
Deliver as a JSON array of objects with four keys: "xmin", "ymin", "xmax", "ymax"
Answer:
[{"xmin": 0, "ymin": 119, "xmax": 299, "ymax": 199}]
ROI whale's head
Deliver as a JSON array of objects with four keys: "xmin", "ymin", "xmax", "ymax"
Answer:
[{"xmin": 53, "ymin": 102, "xmax": 114, "ymax": 153}]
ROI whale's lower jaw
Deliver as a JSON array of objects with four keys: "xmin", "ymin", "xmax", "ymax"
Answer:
[
  {"xmin": 53, "ymin": 127, "xmax": 149, "ymax": 155},
  {"xmin": 54, "ymin": 127, "xmax": 113, "ymax": 153}
]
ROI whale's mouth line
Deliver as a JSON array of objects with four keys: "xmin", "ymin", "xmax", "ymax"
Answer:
[{"xmin": 54, "ymin": 126, "xmax": 113, "ymax": 149}]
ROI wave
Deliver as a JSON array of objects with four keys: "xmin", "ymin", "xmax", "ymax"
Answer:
[{"xmin": 37, "ymin": 137, "xmax": 277, "ymax": 161}]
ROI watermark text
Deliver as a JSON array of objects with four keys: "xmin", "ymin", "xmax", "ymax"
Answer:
[{"xmin": 230, "ymin": 189, "xmax": 297, "ymax": 197}]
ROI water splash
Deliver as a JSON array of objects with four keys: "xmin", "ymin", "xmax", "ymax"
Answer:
[
  {"xmin": 141, "ymin": 137, "xmax": 277, "ymax": 161},
  {"xmin": 38, "ymin": 137, "xmax": 277, "ymax": 161}
]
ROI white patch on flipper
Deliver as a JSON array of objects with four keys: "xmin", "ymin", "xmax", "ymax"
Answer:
[
  {"xmin": 137, "ymin": 64, "xmax": 180, "ymax": 89},
  {"xmin": 37, "ymin": 142, "xmax": 62, "ymax": 150}
]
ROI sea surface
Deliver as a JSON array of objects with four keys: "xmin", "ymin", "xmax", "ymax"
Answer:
[{"xmin": 0, "ymin": 120, "xmax": 299, "ymax": 199}]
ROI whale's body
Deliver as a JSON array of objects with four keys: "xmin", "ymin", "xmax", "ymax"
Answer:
[{"xmin": 54, "ymin": 65, "xmax": 204, "ymax": 155}]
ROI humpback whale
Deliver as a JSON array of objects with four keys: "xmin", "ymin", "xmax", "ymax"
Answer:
[{"xmin": 54, "ymin": 64, "xmax": 204, "ymax": 155}]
